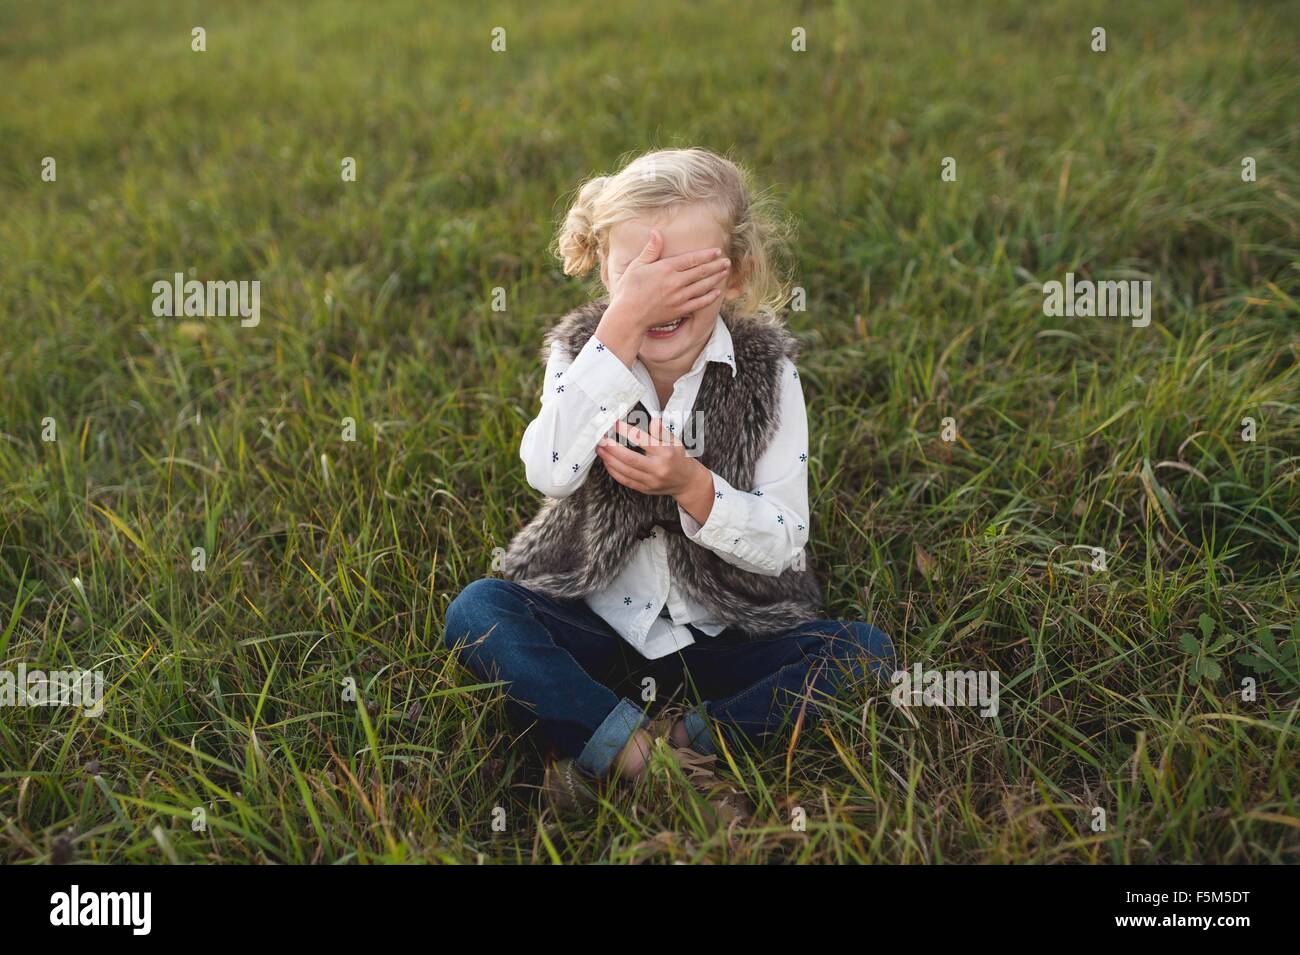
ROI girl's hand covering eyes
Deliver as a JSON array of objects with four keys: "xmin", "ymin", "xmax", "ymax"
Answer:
[{"xmin": 596, "ymin": 231, "xmax": 731, "ymax": 360}]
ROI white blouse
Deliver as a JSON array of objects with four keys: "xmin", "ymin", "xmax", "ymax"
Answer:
[{"xmin": 518, "ymin": 314, "xmax": 811, "ymax": 659}]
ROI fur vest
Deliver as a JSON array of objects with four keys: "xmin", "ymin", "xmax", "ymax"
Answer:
[{"xmin": 502, "ymin": 300, "xmax": 823, "ymax": 636}]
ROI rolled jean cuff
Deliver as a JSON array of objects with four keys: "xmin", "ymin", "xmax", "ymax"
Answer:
[
  {"xmin": 683, "ymin": 704, "xmax": 717, "ymax": 756},
  {"xmin": 576, "ymin": 698, "xmax": 646, "ymax": 777}
]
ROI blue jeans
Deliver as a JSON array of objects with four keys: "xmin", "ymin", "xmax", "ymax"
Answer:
[{"xmin": 443, "ymin": 578, "xmax": 895, "ymax": 777}]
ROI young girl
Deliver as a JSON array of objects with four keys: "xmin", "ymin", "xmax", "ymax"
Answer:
[{"xmin": 445, "ymin": 148, "xmax": 894, "ymax": 823}]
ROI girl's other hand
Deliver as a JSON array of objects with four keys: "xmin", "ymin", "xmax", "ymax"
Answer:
[
  {"xmin": 596, "ymin": 417, "xmax": 716, "ymax": 525},
  {"xmin": 597, "ymin": 417, "xmax": 711, "ymax": 506}
]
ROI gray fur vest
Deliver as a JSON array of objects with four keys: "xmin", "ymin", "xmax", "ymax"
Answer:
[{"xmin": 501, "ymin": 300, "xmax": 823, "ymax": 636}]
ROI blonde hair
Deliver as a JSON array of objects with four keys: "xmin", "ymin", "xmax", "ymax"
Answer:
[{"xmin": 555, "ymin": 148, "xmax": 794, "ymax": 320}]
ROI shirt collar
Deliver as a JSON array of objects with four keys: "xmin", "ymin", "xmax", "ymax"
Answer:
[{"xmin": 693, "ymin": 315, "xmax": 737, "ymax": 378}]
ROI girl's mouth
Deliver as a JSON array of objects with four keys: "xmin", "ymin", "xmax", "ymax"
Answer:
[{"xmin": 645, "ymin": 314, "xmax": 691, "ymax": 339}]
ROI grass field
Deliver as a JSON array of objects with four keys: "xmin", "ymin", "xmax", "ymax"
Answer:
[{"xmin": 1, "ymin": 0, "xmax": 1298, "ymax": 864}]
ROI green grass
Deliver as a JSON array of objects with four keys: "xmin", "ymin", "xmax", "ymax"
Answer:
[{"xmin": 1, "ymin": 0, "xmax": 1298, "ymax": 864}]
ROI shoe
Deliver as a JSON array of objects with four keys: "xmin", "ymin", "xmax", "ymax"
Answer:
[
  {"xmin": 541, "ymin": 758, "xmax": 598, "ymax": 817},
  {"xmin": 645, "ymin": 705, "xmax": 688, "ymax": 744},
  {"xmin": 656, "ymin": 740, "xmax": 752, "ymax": 830}
]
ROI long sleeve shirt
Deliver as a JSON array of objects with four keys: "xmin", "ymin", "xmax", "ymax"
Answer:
[{"xmin": 518, "ymin": 315, "xmax": 811, "ymax": 659}]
